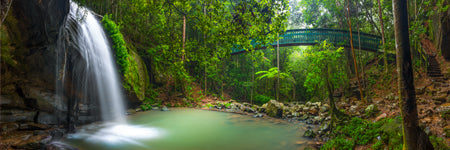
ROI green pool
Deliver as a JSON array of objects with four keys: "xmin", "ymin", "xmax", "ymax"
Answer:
[{"xmin": 63, "ymin": 108, "xmax": 314, "ymax": 150}]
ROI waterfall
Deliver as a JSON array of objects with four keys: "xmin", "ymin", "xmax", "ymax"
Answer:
[{"xmin": 61, "ymin": 2, "xmax": 127, "ymax": 123}]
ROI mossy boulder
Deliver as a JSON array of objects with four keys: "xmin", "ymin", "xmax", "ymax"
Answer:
[
  {"xmin": 303, "ymin": 129, "xmax": 316, "ymax": 138},
  {"xmin": 365, "ymin": 104, "xmax": 379, "ymax": 116},
  {"xmin": 266, "ymin": 100, "xmax": 284, "ymax": 118},
  {"xmin": 125, "ymin": 49, "xmax": 149, "ymax": 101}
]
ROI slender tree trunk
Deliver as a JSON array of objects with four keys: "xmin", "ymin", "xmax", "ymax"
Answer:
[
  {"xmin": 277, "ymin": 33, "xmax": 280, "ymax": 101},
  {"xmin": 204, "ymin": 5, "xmax": 207, "ymax": 96},
  {"xmin": 356, "ymin": 4, "xmax": 365, "ymax": 90},
  {"xmin": 392, "ymin": 1, "xmax": 434, "ymax": 149},
  {"xmin": 358, "ymin": 21, "xmax": 365, "ymax": 90},
  {"xmin": 378, "ymin": 0, "xmax": 388, "ymax": 74},
  {"xmin": 251, "ymin": 55, "xmax": 254, "ymax": 105},
  {"xmin": 182, "ymin": 16, "xmax": 186, "ymax": 62},
  {"xmin": 292, "ymin": 81, "xmax": 295, "ymax": 101},
  {"xmin": 0, "ymin": 0, "xmax": 13, "ymax": 27},
  {"xmin": 324, "ymin": 64, "xmax": 338, "ymax": 119},
  {"xmin": 347, "ymin": 0, "xmax": 365, "ymax": 102}
]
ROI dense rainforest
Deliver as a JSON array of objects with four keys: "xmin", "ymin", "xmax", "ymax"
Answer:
[{"xmin": 1, "ymin": 0, "xmax": 450, "ymax": 149}]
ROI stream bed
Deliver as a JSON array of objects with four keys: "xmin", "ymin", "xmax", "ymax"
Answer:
[{"xmin": 63, "ymin": 108, "xmax": 314, "ymax": 150}]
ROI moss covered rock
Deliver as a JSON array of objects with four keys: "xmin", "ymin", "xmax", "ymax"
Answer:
[{"xmin": 266, "ymin": 100, "xmax": 284, "ymax": 118}]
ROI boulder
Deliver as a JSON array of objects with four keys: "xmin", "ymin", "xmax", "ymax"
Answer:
[
  {"xmin": 298, "ymin": 114, "xmax": 309, "ymax": 121},
  {"xmin": 11, "ymin": 133, "xmax": 51, "ymax": 149},
  {"xmin": 444, "ymin": 126, "xmax": 450, "ymax": 138},
  {"xmin": 266, "ymin": 100, "xmax": 284, "ymax": 118},
  {"xmin": 1, "ymin": 109, "xmax": 37, "ymax": 122},
  {"xmin": 308, "ymin": 108, "xmax": 319, "ymax": 116},
  {"xmin": 437, "ymin": 103, "xmax": 450, "ymax": 113},
  {"xmin": 319, "ymin": 105, "xmax": 329, "ymax": 113},
  {"xmin": 0, "ymin": 95, "xmax": 27, "ymax": 108},
  {"xmin": 426, "ymin": 86, "xmax": 438, "ymax": 95},
  {"xmin": 37, "ymin": 111, "xmax": 63, "ymax": 125},
  {"xmin": 415, "ymin": 86, "xmax": 426, "ymax": 95},
  {"xmin": 365, "ymin": 104, "xmax": 379, "ymax": 116},
  {"xmin": 161, "ymin": 106, "xmax": 170, "ymax": 111},
  {"xmin": 433, "ymin": 93, "xmax": 448, "ymax": 104},
  {"xmin": 292, "ymin": 112, "xmax": 300, "ymax": 117},
  {"xmin": 319, "ymin": 123, "xmax": 330, "ymax": 132},
  {"xmin": 18, "ymin": 123, "xmax": 51, "ymax": 131},
  {"xmin": 0, "ymin": 122, "xmax": 19, "ymax": 134},
  {"xmin": 253, "ymin": 113, "xmax": 264, "ymax": 118},
  {"xmin": 375, "ymin": 113, "xmax": 387, "ymax": 122},
  {"xmin": 303, "ymin": 129, "xmax": 316, "ymax": 138},
  {"xmin": 244, "ymin": 107, "xmax": 255, "ymax": 113}
]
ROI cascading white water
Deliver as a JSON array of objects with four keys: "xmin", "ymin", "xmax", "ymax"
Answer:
[
  {"xmin": 63, "ymin": 3, "xmax": 162, "ymax": 146},
  {"xmin": 69, "ymin": 2, "xmax": 126, "ymax": 123}
]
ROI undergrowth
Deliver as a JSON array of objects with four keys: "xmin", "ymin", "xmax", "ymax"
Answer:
[{"xmin": 321, "ymin": 117, "xmax": 403, "ymax": 150}]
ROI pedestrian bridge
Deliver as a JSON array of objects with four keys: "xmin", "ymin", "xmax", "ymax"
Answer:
[{"xmin": 231, "ymin": 28, "xmax": 382, "ymax": 55}]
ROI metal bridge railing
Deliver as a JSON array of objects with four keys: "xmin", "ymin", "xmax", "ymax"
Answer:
[{"xmin": 231, "ymin": 28, "xmax": 382, "ymax": 54}]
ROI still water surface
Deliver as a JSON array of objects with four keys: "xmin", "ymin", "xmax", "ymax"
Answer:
[{"xmin": 63, "ymin": 108, "xmax": 313, "ymax": 150}]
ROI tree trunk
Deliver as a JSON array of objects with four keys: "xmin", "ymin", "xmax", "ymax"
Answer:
[
  {"xmin": 358, "ymin": 20, "xmax": 365, "ymax": 90},
  {"xmin": 204, "ymin": 5, "xmax": 207, "ymax": 96},
  {"xmin": 251, "ymin": 51, "xmax": 254, "ymax": 105},
  {"xmin": 392, "ymin": 1, "xmax": 434, "ymax": 149},
  {"xmin": 324, "ymin": 64, "xmax": 339, "ymax": 120},
  {"xmin": 277, "ymin": 33, "xmax": 280, "ymax": 101},
  {"xmin": 182, "ymin": 16, "xmax": 186, "ymax": 62},
  {"xmin": 346, "ymin": 0, "xmax": 364, "ymax": 102},
  {"xmin": 377, "ymin": 0, "xmax": 388, "ymax": 74},
  {"xmin": 356, "ymin": 4, "xmax": 365, "ymax": 90}
]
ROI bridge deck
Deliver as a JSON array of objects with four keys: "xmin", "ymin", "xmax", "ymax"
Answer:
[{"xmin": 231, "ymin": 28, "xmax": 382, "ymax": 55}]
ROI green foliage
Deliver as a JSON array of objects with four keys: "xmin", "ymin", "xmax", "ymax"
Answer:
[
  {"xmin": 254, "ymin": 95, "xmax": 272, "ymax": 105},
  {"xmin": 429, "ymin": 135, "xmax": 450, "ymax": 150},
  {"xmin": 206, "ymin": 103, "xmax": 214, "ymax": 108},
  {"xmin": 365, "ymin": 105, "xmax": 379, "ymax": 117},
  {"xmin": 302, "ymin": 40, "xmax": 347, "ymax": 99},
  {"xmin": 140, "ymin": 104, "xmax": 152, "ymax": 111},
  {"xmin": 223, "ymin": 102, "xmax": 232, "ymax": 108},
  {"xmin": 371, "ymin": 140, "xmax": 383, "ymax": 150},
  {"xmin": 256, "ymin": 67, "xmax": 290, "ymax": 80},
  {"xmin": 321, "ymin": 136, "xmax": 355, "ymax": 150},
  {"xmin": 102, "ymin": 14, "xmax": 148, "ymax": 100},
  {"xmin": 323, "ymin": 117, "xmax": 405, "ymax": 150},
  {"xmin": 441, "ymin": 109, "xmax": 450, "ymax": 119},
  {"xmin": 101, "ymin": 14, "xmax": 129, "ymax": 74}
]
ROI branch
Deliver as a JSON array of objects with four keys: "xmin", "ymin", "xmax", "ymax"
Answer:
[
  {"xmin": 0, "ymin": 0, "xmax": 14, "ymax": 27},
  {"xmin": 165, "ymin": 0, "xmax": 201, "ymax": 22}
]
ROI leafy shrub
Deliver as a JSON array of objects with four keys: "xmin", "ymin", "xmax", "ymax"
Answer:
[
  {"xmin": 429, "ymin": 135, "xmax": 449, "ymax": 150},
  {"xmin": 206, "ymin": 103, "xmax": 214, "ymax": 108},
  {"xmin": 140, "ymin": 104, "xmax": 151, "ymax": 111},
  {"xmin": 321, "ymin": 136, "xmax": 354, "ymax": 150},
  {"xmin": 322, "ymin": 117, "xmax": 404, "ymax": 150},
  {"xmin": 254, "ymin": 95, "xmax": 272, "ymax": 105},
  {"xmin": 224, "ymin": 103, "xmax": 231, "ymax": 108}
]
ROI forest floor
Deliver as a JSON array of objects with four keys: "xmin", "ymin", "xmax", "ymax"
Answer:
[{"xmin": 339, "ymin": 52, "xmax": 450, "ymax": 148}]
